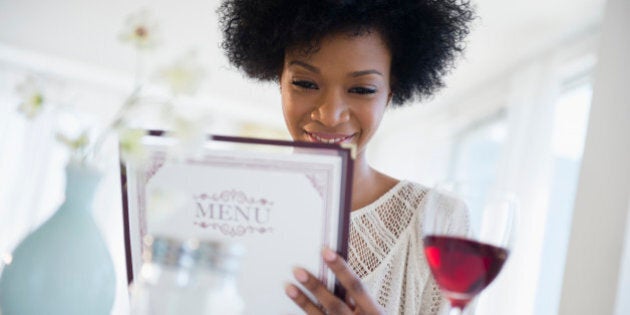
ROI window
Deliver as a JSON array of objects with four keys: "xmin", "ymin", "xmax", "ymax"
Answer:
[
  {"xmin": 534, "ymin": 78, "xmax": 592, "ymax": 315},
  {"xmin": 447, "ymin": 58, "xmax": 594, "ymax": 315},
  {"xmin": 449, "ymin": 110, "xmax": 508, "ymax": 188}
]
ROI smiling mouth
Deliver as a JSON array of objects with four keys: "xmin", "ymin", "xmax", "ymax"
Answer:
[{"xmin": 305, "ymin": 131, "xmax": 356, "ymax": 144}]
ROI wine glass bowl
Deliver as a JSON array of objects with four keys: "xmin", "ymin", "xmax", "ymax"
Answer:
[{"xmin": 422, "ymin": 182, "xmax": 517, "ymax": 313}]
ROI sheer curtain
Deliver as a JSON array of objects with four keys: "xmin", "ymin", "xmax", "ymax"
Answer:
[
  {"xmin": 0, "ymin": 66, "xmax": 67, "ymax": 259},
  {"xmin": 482, "ymin": 40, "xmax": 597, "ymax": 315},
  {"xmin": 475, "ymin": 56, "xmax": 560, "ymax": 315}
]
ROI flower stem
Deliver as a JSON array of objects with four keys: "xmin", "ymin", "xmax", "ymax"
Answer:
[{"xmin": 82, "ymin": 85, "xmax": 143, "ymax": 163}]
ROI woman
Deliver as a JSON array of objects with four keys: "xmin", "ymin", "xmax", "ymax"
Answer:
[{"xmin": 218, "ymin": 0, "xmax": 474, "ymax": 314}]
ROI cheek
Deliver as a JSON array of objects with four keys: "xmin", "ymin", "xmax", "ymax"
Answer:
[
  {"xmin": 281, "ymin": 92, "xmax": 298, "ymax": 121},
  {"xmin": 361, "ymin": 110, "xmax": 382, "ymax": 132},
  {"xmin": 281, "ymin": 89, "xmax": 312, "ymax": 118},
  {"xmin": 356, "ymin": 100, "xmax": 388, "ymax": 138},
  {"xmin": 281, "ymin": 89, "xmax": 311, "ymax": 137}
]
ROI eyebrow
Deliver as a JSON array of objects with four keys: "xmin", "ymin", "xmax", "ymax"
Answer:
[
  {"xmin": 350, "ymin": 69, "xmax": 384, "ymax": 77},
  {"xmin": 288, "ymin": 60, "xmax": 320, "ymax": 74},
  {"xmin": 288, "ymin": 60, "xmax": 384, "ymax": 77}
]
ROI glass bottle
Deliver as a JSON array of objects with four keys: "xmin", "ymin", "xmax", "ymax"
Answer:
[{"xmin": 130, "ymin": 236, "xmax": 244, "ymax": 315}]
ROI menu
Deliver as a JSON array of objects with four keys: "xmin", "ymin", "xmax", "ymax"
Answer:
[{"xmin": 120, "ymin": 131, "xmax": 354, "ymax": 314}]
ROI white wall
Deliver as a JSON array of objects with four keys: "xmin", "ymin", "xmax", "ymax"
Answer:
[
  {"xmin": 559, "ymin": 0, "xmax": 630, "ymax": 313},
  {"xmin": 617, "ymin": 200, "xmax": 630, "ymax": 315}
]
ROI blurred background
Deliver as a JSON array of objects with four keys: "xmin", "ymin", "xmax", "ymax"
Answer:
[{"xmin": 0, "ymin": 0, "xmax": 627, "ymax": 314}]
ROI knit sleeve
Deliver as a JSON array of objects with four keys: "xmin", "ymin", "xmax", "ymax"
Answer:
[
  {"xmin": 417, "ymin": 188, "xmax": 470, "ymax": 238},
  {"xmin": 420, "ymin": 275, "xmax": 445, "ymax": 315}
]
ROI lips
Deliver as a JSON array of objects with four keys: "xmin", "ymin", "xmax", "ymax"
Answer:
[{"xmin": 305, "ymin": 131, "xmax": 356, "ymax": 144}]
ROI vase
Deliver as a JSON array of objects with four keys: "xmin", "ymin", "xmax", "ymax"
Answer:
[{"xmin": 0, "ymin": 161, "xmax": 116, "ymax": 315}]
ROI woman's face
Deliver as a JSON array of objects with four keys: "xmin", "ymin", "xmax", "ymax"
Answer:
[{"xmin": 280, "ymin": 31, "xmax": 392, "ymax": 157}]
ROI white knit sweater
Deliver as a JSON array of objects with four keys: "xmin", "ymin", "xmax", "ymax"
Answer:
[{"xmin": 347, "ymin": 181, "xmax": 455, "ymax": 315}]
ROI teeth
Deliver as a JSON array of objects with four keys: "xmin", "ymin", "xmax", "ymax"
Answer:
[{"xmin": 310, "ymin": 133, "xmax": 349, "ymax": 144}]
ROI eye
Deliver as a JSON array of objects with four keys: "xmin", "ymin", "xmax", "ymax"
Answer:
[
  {"xmin": 349, "ymin": 87, "xmax": 377, "ymax": 95},
  {"xmin": 292, "ymin": 80, "xmax": 318, "ymax": 90}
]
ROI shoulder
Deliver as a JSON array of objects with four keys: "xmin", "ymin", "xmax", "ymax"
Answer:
[
  {"xmin": 370, "ymin": 171, "xmax": 428, "ymax": 204},
  {"xmin": 416, "ymin": 185, "xmax": 470, "ymax": 236},
  {"xmin": 359, "ymin": 179, "xmax": 429, "ymax": 217},
  {"xmin": 395, "ymin": 180, "xmax": 430, "ymax": 209},
  {"xmin": 351, "ymin": 179, "xmax": 424, "ymax": 220}
]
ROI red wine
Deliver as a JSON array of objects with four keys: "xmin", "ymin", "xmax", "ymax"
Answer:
[{"xmin": 423, "ymin": 235, "xmax": 508, "ymax": 308}]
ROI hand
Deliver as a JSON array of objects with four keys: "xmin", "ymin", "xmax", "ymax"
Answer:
[{"xmin": 284, "ymin": 248, "xmax": 385, "ymax": 315}]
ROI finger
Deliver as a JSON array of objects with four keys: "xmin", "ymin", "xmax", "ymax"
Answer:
[
  {"xmin": 293, "ymin": 267, "xmax": 353, "ymax": 315},
  {"xmin": 322, "ymin": 248, "xmax": 383, "ymax": 313},
  {"xmin": 345, "ymin": 294, "xmax": 356, "ymax": 309},
  {"xmin": 285, "ymin": 283, "xmax": 325, "ymax": 315}
]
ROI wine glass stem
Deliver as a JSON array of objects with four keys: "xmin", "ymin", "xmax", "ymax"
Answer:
[{"xmin": 448, "ymin": 307, "xmax": 464, "ymax": 315}]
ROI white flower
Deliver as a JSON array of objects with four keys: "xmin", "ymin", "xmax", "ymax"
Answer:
[
  {"xmin": 165, "ymin": 107, "xmax": 210, "ymax": 160},
  {"xmin": 55, "ymin": 131, "xmax": 90, "ymax": 156},
  {"xmin": 155, "ymin": 51, "xmax": 206, "ymax": 96},
  {"xmin": 15, "ymin": 76, "xmax": 46, "ymax": 119},
  {"xmin": 118, "ymin": 128, "xmax": 147, "ymax": 164},
  {"xmin": 118, "ymin": 8, "xmax": 159, "ymax": 50}
]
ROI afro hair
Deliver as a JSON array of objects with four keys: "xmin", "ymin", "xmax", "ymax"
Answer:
[{"xmin": 218, "ymin": 0, "xmax": 475, "ymax": 106}]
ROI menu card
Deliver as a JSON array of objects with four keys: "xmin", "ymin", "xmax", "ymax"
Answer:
[{"xmin": 120, "ymin": 131, "xmax": 354, "ymax": 314}]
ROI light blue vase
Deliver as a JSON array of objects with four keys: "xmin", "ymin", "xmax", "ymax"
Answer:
[{"xmin": 0, "ymin": 161, "xmax": 115, "ymax": 315}]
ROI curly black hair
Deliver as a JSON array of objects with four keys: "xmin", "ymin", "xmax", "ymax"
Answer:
[{"xmin": 218, "ymin": 0, "xmax": 475, "ymax": 106}]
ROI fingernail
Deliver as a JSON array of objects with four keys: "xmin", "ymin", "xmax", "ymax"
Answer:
[
  {"xmin": 346, "ymin": 296, "xmax": 356, "ymax": 307},
  {"xmin": 293, "ymin": 268, "xmax": 308, "ymax": 283},
  {"xmin": 285, "ymin": 284, "xmax": 298, "ymax": 298},
  {"xmin": 323, "ymin": 248, "xmax": 337, "ymax": 262}
]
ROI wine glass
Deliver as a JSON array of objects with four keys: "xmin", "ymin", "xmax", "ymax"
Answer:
[{"xmin": 422, "ymin": 181, "xmax": 517, "ymax": 314}]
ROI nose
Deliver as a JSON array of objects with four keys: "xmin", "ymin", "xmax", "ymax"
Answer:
[{"xmin": 310, "ymin": 89, "xmax": 350, "ymax": 127}]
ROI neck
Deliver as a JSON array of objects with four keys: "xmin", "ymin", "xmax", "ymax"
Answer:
[
  {"xmin": 349, "ymin": 151, "xmax": 398, "ymax": 211},
  {"xmin": 352, "ymin": 152, "xmax": 371, "ymax": 188}
]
